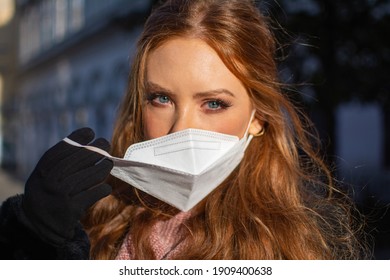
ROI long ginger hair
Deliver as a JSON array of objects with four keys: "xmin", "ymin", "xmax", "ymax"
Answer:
[{"xmin": 83, "ymin": 0, "xmax": 367, "ymax": 259}]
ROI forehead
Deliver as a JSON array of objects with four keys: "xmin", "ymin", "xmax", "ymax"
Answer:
[
  {"xmin": 145, "ymin": 38, "xmax": 246, "ymax": 93},
  {"xmin": 147, "ymin": 38, "xmax": 223, "ymax": 72}
]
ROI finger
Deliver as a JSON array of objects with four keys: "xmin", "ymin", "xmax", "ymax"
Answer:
[
  {"xmin": 89, "ymin": 137, "xmax": 111, "ymax": 152},
  {"xmin": 67, "ymin": 127, "xmax": 95, "ymax": 144},
  {"xmin": 50, "ymin": 148, "xmax": 108, "ymax": 181},
  {"xmin": 65, "ymin": 159, "xmax": 113, "ymax": 196},
  {"xmin": 73, "ymin": 183, "xmax": 112, "ymax": 212},
  {"xmin": 51, "ymin": 136, "xmax": 111, "ymax": 179},
  {"xmin": 36, "ymin": 128, "xmax": 96, "ymax": 173}
]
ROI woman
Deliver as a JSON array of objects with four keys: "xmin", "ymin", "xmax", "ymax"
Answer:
[
  {"xmin": 84, "ymin": 0, "xmax": 367, "ymax": 259},
  {"xmin": 0, "ymin": 0, "xmax": 367, "ymax": 259}
]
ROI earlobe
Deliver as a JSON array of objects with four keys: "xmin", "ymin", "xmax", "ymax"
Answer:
[{"xmin": 248, "ymin": 117, "xmax": 264, "ymax": 136}]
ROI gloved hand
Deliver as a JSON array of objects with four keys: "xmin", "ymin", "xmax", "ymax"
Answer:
[{"xmin": 21, "ymin": 127, "xmax": 113, "ymax": 245}]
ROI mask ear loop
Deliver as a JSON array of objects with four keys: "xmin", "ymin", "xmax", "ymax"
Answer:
[
  {"xmin": 62, "ymin": 137, "xmax": 113, "ymax": 158},
  {"xmin": 243, "ymin": 109, "xmax": 256, "ymax": 149}
]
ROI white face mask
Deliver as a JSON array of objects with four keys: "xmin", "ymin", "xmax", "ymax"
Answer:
[{"xmin": 63, "ymin": 112, "xmax": 255, "ymax": 211}]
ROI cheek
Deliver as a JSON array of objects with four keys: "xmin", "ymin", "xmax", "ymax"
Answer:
[
  {"xmin": 143, "ymin": 109, "xmax": 170, "ymax": 140},
  {"xmin": 214, "ymin": 116, "xmax": 248, "ymax": 137}
]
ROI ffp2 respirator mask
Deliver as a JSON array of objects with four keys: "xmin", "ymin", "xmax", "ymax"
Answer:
[{"xmin": 63, "ymin": 111, "xmax": 255, "ymax": 211}]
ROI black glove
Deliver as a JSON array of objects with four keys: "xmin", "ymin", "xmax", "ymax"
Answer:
[{"xmin": 22, "ymin": 127, "xmax": 113, "ymax": 246}]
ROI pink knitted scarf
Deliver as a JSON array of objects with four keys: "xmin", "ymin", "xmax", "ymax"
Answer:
[{"xmin": 115, "ymin": 211, "xmax": 191, "ymax": 260}]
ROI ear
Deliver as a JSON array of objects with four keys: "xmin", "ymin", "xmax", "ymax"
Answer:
[{"xmin": 248, "ymin": 117, "xmax": 264, "ymax": 136}]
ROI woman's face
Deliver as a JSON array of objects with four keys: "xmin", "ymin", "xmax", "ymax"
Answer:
[{"xmin": 143, "ymin": 38, "xmax": 262, "ymax": 140}]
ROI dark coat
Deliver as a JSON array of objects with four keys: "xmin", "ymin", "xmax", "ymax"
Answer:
[{"xmin": 0, "ymin": 195, "xmax": 90, "ymax": 260}]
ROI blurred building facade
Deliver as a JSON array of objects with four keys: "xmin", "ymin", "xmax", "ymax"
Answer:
[
  {"xmin": 0, "ymin": 0, "xmax": 18, "ymax": 170},
  {"xmin": 1, "ymin": 0, "xmax": 154, "ymax": 179},
  {"xmin": 279, "ymin": 0, "xmax": 390, "ymax": 258}
]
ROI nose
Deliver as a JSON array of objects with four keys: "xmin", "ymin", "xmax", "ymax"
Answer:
[{"xmin": 169, "ymin": 109, "xmax": 199, "ymax": 134}]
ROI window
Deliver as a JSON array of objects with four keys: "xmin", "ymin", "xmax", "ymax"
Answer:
[
  {"xmin": 384, "ymin": 107, "xmax": 390, "ymax": 169},
  {"xmin": 69, "ymin": 0, "xmax": 85, "ymax": 31},
  {"xmin": 54, "ymin": 0, "xmax": 67, "ymax": 41}
]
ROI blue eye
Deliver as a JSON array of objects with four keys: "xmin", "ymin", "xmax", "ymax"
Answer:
[
  {"xmin": 158, "ymin": 95, "xmax": 170, "ymax": 104},
  {"xmin": 146, "ymin": 93, "xmax": 171, "ymax": 106},
  {"xmin": 207, "ymin": 100, "xmax": 221, "ymax": 109},
  {"xmin": 205, "ymin": 99, "xmax": 232, "ymax": 111}
]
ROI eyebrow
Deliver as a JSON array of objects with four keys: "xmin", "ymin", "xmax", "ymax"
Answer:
[
  {"xmin": 194, "ymin": 89, "xmax": 236, "ymax": 99},
  {"xmin": 145, "ymin": 81, "xmax": 236, "ymax": 98},
  {"xmin": 145, "ymin": 81, "xmax": 174, "ymax": 94}
]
